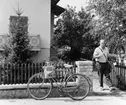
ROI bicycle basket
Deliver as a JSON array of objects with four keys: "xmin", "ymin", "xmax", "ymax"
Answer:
[{"xmin": 44, "ymin": 66, "xmax": 55, "ymax": 78}]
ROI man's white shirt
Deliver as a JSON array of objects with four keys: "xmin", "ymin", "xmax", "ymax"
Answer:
[{"xmin": 93, "ymin": 47, "xmax": 109, "ymax": 63}]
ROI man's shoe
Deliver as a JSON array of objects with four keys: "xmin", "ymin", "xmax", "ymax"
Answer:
[
  {"xmin": 99, "ymin": 87, "xmax": 104, "ymax": 91},
  {"xmin": 109, "ymin": 87, "xmax": 116, "ymax": 91}
]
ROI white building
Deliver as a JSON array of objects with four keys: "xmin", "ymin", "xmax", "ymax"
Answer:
[{"xmin": 0, "ymin": 0, "xmax": 65, "ymax": 63}]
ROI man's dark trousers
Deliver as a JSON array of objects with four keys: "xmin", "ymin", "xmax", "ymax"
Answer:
[{"xmin": 96, "ymin": 62, "xmax": 113, "ymax": 87}]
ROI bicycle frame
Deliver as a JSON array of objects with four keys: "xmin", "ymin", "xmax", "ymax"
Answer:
[
  {"xmin": 50, "ymin": 70, "xmax": 72, "ymax": 87},
  {"xmin": 46, "ymin": 69, "xmax": 78, "ymax": 93}
]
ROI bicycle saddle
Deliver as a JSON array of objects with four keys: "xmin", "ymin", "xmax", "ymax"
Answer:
[{"xmin": 64, "ymin": 64, "xmax": 73, "ymax": 68}]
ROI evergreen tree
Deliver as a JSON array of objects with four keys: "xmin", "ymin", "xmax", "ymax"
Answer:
[{"xmin": 7, "ymin": 8, "xmax": 32, "ymax": 63}]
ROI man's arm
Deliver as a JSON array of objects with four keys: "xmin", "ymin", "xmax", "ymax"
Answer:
[
  {"xmin": 109, "ymin": 54, "xmax": 117, "ymax": 58},
  {"xmin": 107, "ymin": 47, "xmax": 118, "ymax": 60},
  {"xmin": 108, "ymin": 53, "xmax": 118, "ymax": 62},
  {"xmin": 93, "ymin": 48, "xmax": 102, "ymax": 58}
]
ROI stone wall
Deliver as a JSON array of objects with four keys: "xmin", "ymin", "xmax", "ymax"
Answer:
[{"xmin": 75, "ymin": 61, "xmax": 93, "ymax": 95}]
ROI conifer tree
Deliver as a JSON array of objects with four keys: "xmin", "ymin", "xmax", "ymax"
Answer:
[{"xmin": 8, "ymin": 7, "xmax": 32, "ymax": 63}]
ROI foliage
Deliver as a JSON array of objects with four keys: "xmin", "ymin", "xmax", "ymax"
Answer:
[
  {"xmin": 53, "ymin": 6, "xmax": 98, "ymax": 61},
  {"xmin": 87, "ymin": 0, "xmax": 126, "ymax": 54},
  {"xmin": 4, "ymin": 10, "xmax": 32, "ymax": 64}
]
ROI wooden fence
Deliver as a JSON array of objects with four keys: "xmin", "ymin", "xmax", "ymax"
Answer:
[
  {"xmin": 0, "ymin": 61, "xmax": 126, "ymax": 90},
  {"xmin": 110, "ymin": 63, "xmax": 126, "ymax": 90},
  {"xmin": 0, "ymin": 62, "xmax": 76, "ymax": 85}
]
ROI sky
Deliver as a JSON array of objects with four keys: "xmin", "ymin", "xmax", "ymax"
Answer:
[{"xmin": 57, "ymin": 0, "xmax": 89, "ymax": 11}]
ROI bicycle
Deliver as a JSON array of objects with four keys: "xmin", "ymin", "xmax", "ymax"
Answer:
[{"xmin": 27, "ymin": 62, "xmax": 90, "ymax": 100}]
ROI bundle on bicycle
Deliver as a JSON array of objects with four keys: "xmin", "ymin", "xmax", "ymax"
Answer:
[{"xmin": 27, "ymin": 62, "xmax": 90, "ymax": 100}]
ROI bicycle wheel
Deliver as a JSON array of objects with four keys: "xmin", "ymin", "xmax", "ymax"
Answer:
[
  {"xmin": 27, "ymin": 73, "xmax": 52, "ymax": 100},
  {"xmin": 65, "ymin": 73, "xmax": 90, "ymax": 100}
]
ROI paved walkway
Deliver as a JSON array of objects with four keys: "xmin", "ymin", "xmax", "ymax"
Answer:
[
  {"xmin": 92, "ymin": 73, "xmax": 126, "ymax": 100},
  {"xmin": 0, "ymin": 96, "xmax": 126, "ymax": 105}
]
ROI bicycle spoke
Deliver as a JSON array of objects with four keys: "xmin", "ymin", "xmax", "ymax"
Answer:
[
  {"xmin": 65, "ymin": 74, "xmax": 90, "ymax": 100},
  {"xmin": 27, "ymin": 73, "xmax": 52, "ymax": 100}
]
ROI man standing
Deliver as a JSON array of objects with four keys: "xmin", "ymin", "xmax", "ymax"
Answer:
[{"xmin": 93, "ymin": 39, "xmax": 115, "ymax": 91}]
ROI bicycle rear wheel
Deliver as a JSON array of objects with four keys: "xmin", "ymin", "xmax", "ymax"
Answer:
[
  {"xmin": 27, "ymin": 73, "xmax": 52, "ymax": 100},
  {"xmin": 65, "ymin": 73, "xmax": 90, "ymax": 100}
]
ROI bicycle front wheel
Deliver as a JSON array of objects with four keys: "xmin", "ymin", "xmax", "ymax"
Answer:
[
  {"xmin": 27, "ymin": 73, "xmax": 52, "ymax": 100},
  {"xmin": 65, "ymin": 73, "xmax": 90, "ymax": 100}
]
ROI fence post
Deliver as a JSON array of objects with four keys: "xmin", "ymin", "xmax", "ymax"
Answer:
[
  {"xmin": 113, "ymin": 64, "xmax": 126, "ymax": 90},
  {"xmin": 75, "ymin": 61, "xmax": 93, "ymax": 95}
]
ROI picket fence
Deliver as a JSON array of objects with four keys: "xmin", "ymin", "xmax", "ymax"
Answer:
[
  {"xmin": 0, "ymin": 62, "xmax": 76, "ymax": 86},
  {"xmin": 0, "ymin": 61, "xmax": 126, "ymax": 90}
]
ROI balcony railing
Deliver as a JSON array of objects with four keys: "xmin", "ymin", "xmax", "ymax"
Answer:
[{"xmin": 0, "ymin": 34, "xmax": 41, "ymax": 51}]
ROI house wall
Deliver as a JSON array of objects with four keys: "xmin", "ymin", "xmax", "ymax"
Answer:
[
  {"xmin": 0, "ymin": 0, "xmax": 51, "ymax": 62},
  {"xmin": 51, "ymin": 13, "xmax": 54, "ymax": 46}
]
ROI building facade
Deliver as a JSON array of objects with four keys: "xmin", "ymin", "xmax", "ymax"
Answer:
[{"xmin": 0, "ymin": 0, "xmax": 65, "ymax": 63}]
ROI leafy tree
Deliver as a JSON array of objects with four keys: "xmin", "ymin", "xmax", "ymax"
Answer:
[
  {"xmin": 87, "ymin": 0, "xmax": 126, "ymax": 54},
  {"xmin": 53, "ymin": 6, "xmax": 97, "ymax": 61},
  {"xmin": 5, "ymin": 8, "xmax": 32, "ymax": 64}
]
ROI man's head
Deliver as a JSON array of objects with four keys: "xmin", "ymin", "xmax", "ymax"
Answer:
[{"xmin": 99, "ymin": 39, "xmax": 106, "ymax": 48}]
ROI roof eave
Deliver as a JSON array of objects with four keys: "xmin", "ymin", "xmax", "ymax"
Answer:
[
  {"xmin": 51, "ymin": 0, "xmax": 60, "ymax": 6},
  {"xmin": 52, "ymin": 5, "xmax": 65, "ymax": 16}
]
